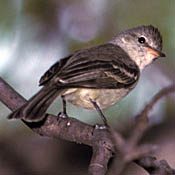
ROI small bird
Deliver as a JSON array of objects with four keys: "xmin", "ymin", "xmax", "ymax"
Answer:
[{"xmin": 8, "ymin": 25, "xmax": 165, "ymax": 124}]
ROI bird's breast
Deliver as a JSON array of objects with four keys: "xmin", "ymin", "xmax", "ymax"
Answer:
[{"xmin": 62, "ymin": 87, "xmax": 134, "ymax": 110}]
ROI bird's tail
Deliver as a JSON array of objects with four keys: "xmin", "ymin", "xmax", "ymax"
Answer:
[{"xmin": 8, "ymin": 86, "xmax": 64, "ymax": 122}]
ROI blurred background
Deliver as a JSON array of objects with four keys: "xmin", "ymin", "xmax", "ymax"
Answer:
[{"xmin": 0, "ymin": 0, "xmax": 174, "ymax": 174}]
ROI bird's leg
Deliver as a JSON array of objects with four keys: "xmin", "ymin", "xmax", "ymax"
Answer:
[
  {"xmin": 58, "ymin": 96, "xmax": 68, "ymax": 118},
  {"xmin": 90, "ymin": 99, "xmax": 109, "ymax": 128}
]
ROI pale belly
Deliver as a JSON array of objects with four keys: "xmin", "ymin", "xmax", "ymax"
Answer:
[{"xmin": 62, "ymin": 88, "xmax": 133, "ymax": 110}]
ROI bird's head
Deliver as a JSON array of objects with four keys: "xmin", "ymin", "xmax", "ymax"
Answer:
[{"xmin": 111, "ymin": 25, "xmax": 166, "ymax": 70}]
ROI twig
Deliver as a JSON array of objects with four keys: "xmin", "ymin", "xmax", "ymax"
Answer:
[
  {"xmin": 109, "ymin": 84, "xmax": 175, "ymax": 175},
  {"xmin": 135, "ymin": 156, "xmax": 175, "ymax": 175}
]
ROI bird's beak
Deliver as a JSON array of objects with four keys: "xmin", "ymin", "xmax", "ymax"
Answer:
[{"xmin": 144, "ymin": 46, "xmax": 166, "ymax": 58}]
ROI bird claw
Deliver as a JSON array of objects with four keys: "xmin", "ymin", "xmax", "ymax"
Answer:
[
  {"xmin": 94, "ymin": 124, "xmax": 107, "ymax": 130},
  {"xmin": 58, "ymin": 112, "xmax": 68, "ymax": 119}
]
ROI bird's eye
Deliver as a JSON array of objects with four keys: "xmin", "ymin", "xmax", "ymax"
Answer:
[{"xmin": 138, "ymin": 37, "xmax": 146, "ymax": 44}]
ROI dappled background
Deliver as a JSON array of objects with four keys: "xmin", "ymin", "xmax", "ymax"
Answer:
[{"xmin": 0, "ymin": 0, "xmax": 175, "ymax": 174}]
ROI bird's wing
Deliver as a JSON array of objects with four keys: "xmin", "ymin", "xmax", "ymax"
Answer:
[
  {"xmin": 40, "ymin": 43, "xmax": 140, "ymax": 89},
  {"xmin": 39, "ymin": 54, "xmax": 73, "ymax": 86}
]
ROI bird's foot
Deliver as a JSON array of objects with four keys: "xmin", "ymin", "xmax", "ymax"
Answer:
[
  {"xmin": 94, "ymin": 124, "xmax": 108, "ymax": 130},
  {"xmin": 58, "ymin": 112, "xmax": 69, "ymax": 119}
]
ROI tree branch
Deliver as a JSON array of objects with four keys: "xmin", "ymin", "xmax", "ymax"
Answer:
[{"xmin": 0, "ymin": 77, "xmax": 175, "ymax": 175}]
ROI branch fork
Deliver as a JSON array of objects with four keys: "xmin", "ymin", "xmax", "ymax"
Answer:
[{"xmin": 0, "ymin": 77, "xmax": 175, "ymax": 175}]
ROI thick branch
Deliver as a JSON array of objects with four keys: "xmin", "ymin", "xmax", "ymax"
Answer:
[
  {"xmin": 0, "ymin": 77, "xmax": 114, "ymax": 175},
  {"xmin": 0, "ymin": 77, "xmax": 175, "ymax": 175}
]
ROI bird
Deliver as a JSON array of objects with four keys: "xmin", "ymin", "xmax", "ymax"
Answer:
[{"xmin": 8, "ymin": 25, "xmax": 166, "ymax": 125}]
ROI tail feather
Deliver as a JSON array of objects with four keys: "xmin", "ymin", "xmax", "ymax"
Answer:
[
  {"xmin": 8, "ymin": 86, "xmax": 64, "ymax": 122},
  {"xmin": 25, "ymin": 88, "xmax": 58, "ymax": 120}
]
